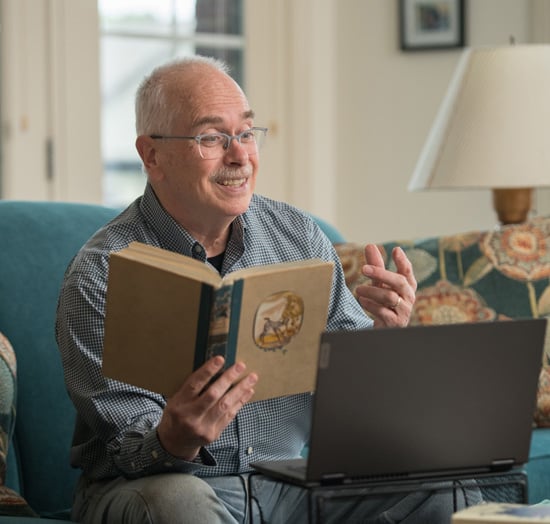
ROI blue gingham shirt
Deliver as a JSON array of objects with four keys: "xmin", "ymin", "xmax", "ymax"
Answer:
[{"xmin": 56, "ymin": 183, "xmax": 372, "ymax": 481}]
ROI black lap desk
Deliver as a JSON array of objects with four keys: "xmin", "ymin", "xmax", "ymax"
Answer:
[{"xmin": 247, "ymin": 468, "xmax": 528, "ymax": 524}]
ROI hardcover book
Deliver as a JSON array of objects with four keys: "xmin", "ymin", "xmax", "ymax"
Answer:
[
  {"xmin": 452, "ymin": 503, "xmax": 550, "ymax": 523},
  {"xmin": 102, "ymin": 242, "xmax": 334, "ymax": 401}
]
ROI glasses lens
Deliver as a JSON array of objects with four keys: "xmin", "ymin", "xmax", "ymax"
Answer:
[
  {"xmin": 197, "ymin": 134, "xmax": 224, "ymax": 159},
  {"xmin": 246, "ymin": 128, "xmax": 266, "ymax": 152},
  {"xmin": 197, "ymin": 129, "xmax": 266, "ymax": 159}
]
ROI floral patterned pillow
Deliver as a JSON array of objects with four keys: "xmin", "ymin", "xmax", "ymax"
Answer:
[
  {"xmin": 0, "ymin": 332, "xmax": 37, "ymax": 516},
  {"xmin": 335, "ymin": 216, "xmax": 550, "ymax": 428}
]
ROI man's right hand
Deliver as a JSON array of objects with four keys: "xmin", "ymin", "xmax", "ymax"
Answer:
[{"xmin": 156, "ymin": 356, "xmax": 258, "ymax": 461}]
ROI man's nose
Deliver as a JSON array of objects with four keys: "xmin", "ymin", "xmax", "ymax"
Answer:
[{"xmin": 224, "ymin": 136, "xmax": 248, "ymax": 159}]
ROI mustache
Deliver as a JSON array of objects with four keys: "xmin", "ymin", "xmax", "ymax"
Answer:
[{"xmin": 211, "ymin": 165, "xmax": 253, "ymax": 183}]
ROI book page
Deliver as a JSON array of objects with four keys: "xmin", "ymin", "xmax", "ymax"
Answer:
[
  {"xmin": 103, "ymin": 255, "xmax": 206, "ymax": 394},
  {"xmin": 232, "ymin": 261, "xmax": 333, "ymax": 401}
]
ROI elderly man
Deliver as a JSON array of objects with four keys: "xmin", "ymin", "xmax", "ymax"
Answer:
[{"xmin": 56, "ymin": 56, "xmax": 469, "ymax": 523}]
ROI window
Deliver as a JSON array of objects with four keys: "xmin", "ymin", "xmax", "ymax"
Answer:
[{"xmin": 99, "ymin": 0, "xmax": 244, "ymax": 208}]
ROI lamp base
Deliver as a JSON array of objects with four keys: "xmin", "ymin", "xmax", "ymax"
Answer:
[{"xmin": 492, "ymin": 188, "xmax": 533, "ymax": 225}]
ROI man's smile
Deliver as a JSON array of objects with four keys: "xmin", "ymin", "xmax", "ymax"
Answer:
[{"xmin": 218, "ymin": 177, "xmax": 247, "ymax": 187}]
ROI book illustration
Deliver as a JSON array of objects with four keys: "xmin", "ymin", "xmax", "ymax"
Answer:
[{"xmin": 254, "ymin": 291, "xmax": 305, "ymax": 352}]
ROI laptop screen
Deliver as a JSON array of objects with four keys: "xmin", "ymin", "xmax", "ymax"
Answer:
[{"xmin": 306, "ymin": 319, "xmax": 545, "ymax": 482}]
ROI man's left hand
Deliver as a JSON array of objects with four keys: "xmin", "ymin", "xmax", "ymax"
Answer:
[{"xmin": 355, "ymin": 244, "xmax": 417, "ymax": 328}]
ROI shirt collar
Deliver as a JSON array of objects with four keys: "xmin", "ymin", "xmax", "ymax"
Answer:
[{"xmin": 139, "ymin": 183, "xmax": 247, "ymax": 265}]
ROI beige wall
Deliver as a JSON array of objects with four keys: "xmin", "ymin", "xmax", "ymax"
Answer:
[
  {"xmin": 249, "ymin": 0, "xmax": 550, "ymax": 243},
  {"xmin": 334, "ymin": 0, "xmax": 550, "ymax": 243}
]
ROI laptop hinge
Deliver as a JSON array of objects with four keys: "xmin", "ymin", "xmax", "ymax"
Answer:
[
  {"xmin": 320, "ymin": 473, "xmax": 346, "ymax": 485},
  {"xmin": 491, "ymin": 459, "xmax": 515, "ymax": 471}
]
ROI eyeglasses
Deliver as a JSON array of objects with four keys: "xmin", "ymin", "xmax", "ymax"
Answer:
[{"xmin": 150, "ymin": 127, "xmax": 268, "ymax": 160}]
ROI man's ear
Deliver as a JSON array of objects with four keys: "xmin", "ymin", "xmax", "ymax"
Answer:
[{"xmin": 135, "ymin": 135, "xmax": 161, "ymax": 178}]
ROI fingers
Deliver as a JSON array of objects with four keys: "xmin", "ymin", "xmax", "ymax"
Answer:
[
  {"xmin": 178, "ymin": 357, "xmax": 257, "ymax": 410},
  {"xmin": 391, "ymin": 246, "xmax": 418, "ymax": 292},
  {"xmin": 158, "ymin": 358, "xmax": 258, "ymax": 459},
  {"xmin": 361, "ymin": 246, "xmax": 416, "ymax": 300},
  {"xmin": 198, "ymin": 361, "xmax": 257, "ymax": 408},
  {"xmin": 183, "ymin": 355, "xmax": 226, "ymax": 397},
  {"xmin": 356, "ymin": 289, "xmax": 412, "ymax": 327},
  {"xmin": 364, "ymin": 244, "xmax": 385, "ymax": 270},
  {"xmin": 357, "ymin": 245, "xmax": 417, "ymax": 327},
  {"xmin": 194, "ymin": 362, "xmax": 257, "ymax": 447},
  {"xmin": 213, "ymin": 372, "xmax": 258, "ymax": 417}
]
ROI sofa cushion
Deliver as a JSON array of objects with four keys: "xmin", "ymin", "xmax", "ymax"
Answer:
[
  {"xmin": 0, "ymin": 201, "xmax": 119, "ymax": 517},
  {"xmin": 0, "ymin": 333, "xmax": 36, "ymax": 517},
  {"xmin": 526, "ymin": 428, "xmax": 550, "ymax": 503},
  {"xmin": 335, "ymin": 216, "xmax": 550, "ymax": 427}
]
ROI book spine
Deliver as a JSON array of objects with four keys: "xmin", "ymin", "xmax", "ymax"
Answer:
[
  {"xmin": 193, "ymin": 284, "xmax": 215, "ymax": 370},
  {"xmin": 225, "ymin": 279, "xmax": 244, "ymax": 367},
  {"xmin": 199, "ymin": 283, "xmax": 234, "ymax": 367},
  {"xmin": 194, "ymin": 280, "xmax": 242, "ymax": 371}
]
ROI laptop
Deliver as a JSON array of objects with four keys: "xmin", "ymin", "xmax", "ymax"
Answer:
[{"xmin": 251, "ymin": 318, "xmax": 547, "ymax": 487}]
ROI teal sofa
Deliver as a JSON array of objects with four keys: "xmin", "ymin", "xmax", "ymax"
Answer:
[
  {"xmin": 0, "ymin": 201, "xmax": 548, "ymax": 522},
  {"xmin": 0, "ymin": 201, "xmax": 119, "ymax": 521}
]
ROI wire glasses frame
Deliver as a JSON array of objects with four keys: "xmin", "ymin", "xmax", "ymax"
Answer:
[{"xmin": 150, "ymin": 127, "xmax": 268, "ymax": 159}]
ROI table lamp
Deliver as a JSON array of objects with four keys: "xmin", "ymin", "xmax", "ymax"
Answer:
[{"xmin": 408, "ymin": 45, "xmax": 550, "ymax": 225}]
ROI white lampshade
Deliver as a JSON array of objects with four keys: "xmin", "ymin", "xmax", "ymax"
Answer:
[{"xmin": 409, "ymin": 45, "xmax": 550, "ymax": 192}]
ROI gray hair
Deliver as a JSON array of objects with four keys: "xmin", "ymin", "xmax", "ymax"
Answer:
[{"xmin": 135, "ymin": 55, "xmax": 230, "ymax": 136}]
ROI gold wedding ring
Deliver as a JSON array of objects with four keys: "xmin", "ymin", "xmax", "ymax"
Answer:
[{"xmin": 392, "ymin": 296, "xmax": 402, "ymax": 310}]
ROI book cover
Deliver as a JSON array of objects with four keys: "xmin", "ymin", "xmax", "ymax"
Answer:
[
  {"xmin": 452, "ymin": 503, "xmax": 550, "ymax": 523},
  {"xmin": 102, "ymin": 242, "xmax": 334, "ymax": 401}
]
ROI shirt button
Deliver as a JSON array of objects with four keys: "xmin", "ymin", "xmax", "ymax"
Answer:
[
  {"xmin": 247, "ymin": 446, "xmax": 253, "ymax": 455},
  {"xmin": 151, "ymin": 450, "xmax": 158, "ymax": 459},
  {"xmin": 193, "ymin": 244, "xmax": 203, "ymax": 256}
]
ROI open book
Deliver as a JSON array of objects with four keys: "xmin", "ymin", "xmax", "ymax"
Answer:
[{"xmin": 102, "ymin": 242, "xmax": 334, "ymax": 401}]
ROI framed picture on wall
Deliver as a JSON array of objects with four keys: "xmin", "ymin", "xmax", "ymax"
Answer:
[{"xmin": 399, "ymin": 0, "xmax": 465, "ymax": 51}]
